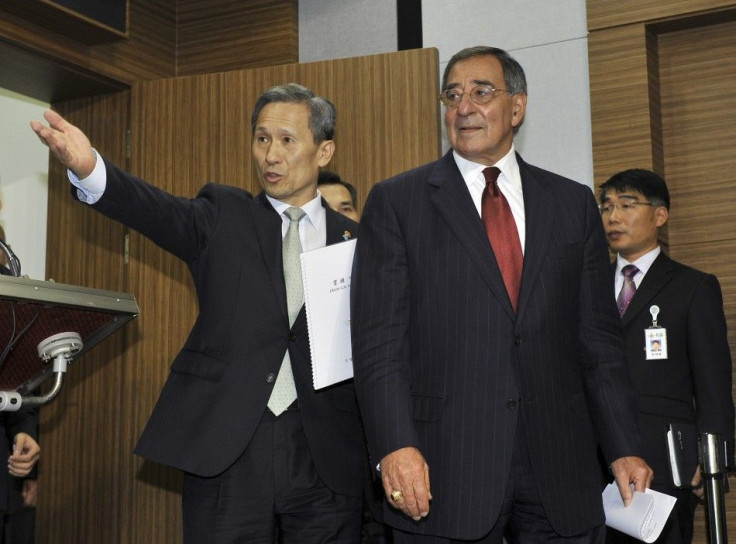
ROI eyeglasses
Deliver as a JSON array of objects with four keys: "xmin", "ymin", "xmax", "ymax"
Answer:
[
  {"xmin": 438, "ymin": 85, "xmax": 510, "ymax": 108},
  {"xmin": 598, "ymin": 202, "xmax": 657, "ymax": 215}
]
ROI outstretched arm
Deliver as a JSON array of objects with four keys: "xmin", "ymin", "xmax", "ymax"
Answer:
[{"xmin": 30, "ymin": 109, "xmax": 96, "ymax": 178}]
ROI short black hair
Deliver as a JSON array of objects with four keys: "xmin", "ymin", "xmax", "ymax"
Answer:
[
  {"xmin": 317, "ymin": 170, "xmax": 358, "ymax": 208},
  {"xmin": 599, "ymin": 169, "xmax": 670, "ymax": 210}
]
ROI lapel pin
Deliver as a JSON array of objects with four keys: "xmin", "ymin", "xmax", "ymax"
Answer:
[{"xmin": 342, "ymin": 230, "xmax": 352, "ymax": 241}]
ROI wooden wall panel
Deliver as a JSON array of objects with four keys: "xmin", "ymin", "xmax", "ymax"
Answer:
[
  {"xmin": 38, "ymin": 93, "xmax": 132, "ymax": 543},
  {"xmin": 131, "ymin": 47, "xmax": 441, "ymax": 207},
  {"xmin": 588, "ymin": 24, "xmax": 656, "ymax": 186},
  {"xmin": 0, "ymin": 0, "xmax": 298, "ymax": 102},
  {"xmin": 659, "ymin": 20, "xmax": 736, "ymax": 249},
  {"xmin": 588, "ymin": 0, "xmax": 736, "ymax": 31},
  {"xmin": 0, "ymin": 0, "xmax": 176, "ymax": 87},
  {"xmin": 297, "ymin": 49, "xmax": 442, "ymax": 200},
  {"xmin": 177, "ymin": 0, "xmax": 298, "ymax": 76},
  {"xmin": 658, "ymin": 25, "xmax": 736, "ymax": 542}
]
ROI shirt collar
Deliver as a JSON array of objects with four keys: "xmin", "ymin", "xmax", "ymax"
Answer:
[
  {"xmin": 453, "ymin": 144, "xmax": 519, "ymax": 190},
  {"xmin": 616, "ymin": 246, "xmax": 661, "ymax": 278},
  {"xmin": 266, "ymin": 192, "xmax": 325, "ymax": 229}
]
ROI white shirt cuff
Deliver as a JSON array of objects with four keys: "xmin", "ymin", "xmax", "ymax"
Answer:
[{"xmin": 67, "ymin": 149, "xmax": 107, "ymax": 204}]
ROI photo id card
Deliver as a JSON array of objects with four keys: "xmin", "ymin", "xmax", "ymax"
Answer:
[{"xmin": 645, "ymin": 328, "xmax": 668, "ymax": 360}]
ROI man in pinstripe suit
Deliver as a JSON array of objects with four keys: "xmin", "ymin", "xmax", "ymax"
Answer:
[{"xmin": 351, "ymin": 46, "xmax": 653, "ymax": 543}]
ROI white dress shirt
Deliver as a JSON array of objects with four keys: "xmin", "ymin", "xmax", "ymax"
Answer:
[
  {"xmin": 453, "ymin": 145, "xmax": 526, "ymax": 253},
  {"xmin": 266, "ymin": 193, "xmax": 326, "ymax": 249},
  {"xmin": 614, "ymin": 246, "xmax": 661, "ymax": 297}
]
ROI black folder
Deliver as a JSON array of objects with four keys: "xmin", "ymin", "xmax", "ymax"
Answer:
[{"xmin": 666, "ymin": 422, "xmax": 699, "ymax": 488}]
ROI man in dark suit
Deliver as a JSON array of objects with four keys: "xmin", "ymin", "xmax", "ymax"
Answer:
[
  {"xmin": 599, "ymin": 168, "xmax": 734, "ymax": 543},
  {"xmin": 351, "ymin": 46, "xmax": 653, "ymax": 543},
  {"xmin": 31, "ymin": 84, "xmax": 364, "ymax": 543}
]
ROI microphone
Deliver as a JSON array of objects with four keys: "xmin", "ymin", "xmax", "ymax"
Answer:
[{"xmin": 0, "ymin": 237, "xmax": 21, "ymax": 277}]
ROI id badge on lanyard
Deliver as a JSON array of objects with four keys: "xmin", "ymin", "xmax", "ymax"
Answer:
[{"xmin": 644, "ymin": 305, "xmax": 667, "ymax": 360}]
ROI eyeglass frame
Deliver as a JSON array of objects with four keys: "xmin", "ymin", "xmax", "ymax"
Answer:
[
  {"xmin": 438, "ymin": 84, "xmax": 511, "ymax": 108},
  {"xmin": 598, "ymin": 201, "xmax": 659, "ymax": 215}
]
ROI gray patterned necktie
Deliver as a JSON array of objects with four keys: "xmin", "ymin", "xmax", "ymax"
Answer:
[
  {"xmin": 616, "ymin": 264, "xmax": 639, "ymax": 316},
  {"xmin": 267, "ymin": 207, "xmax": 306, "ymax": 416}
]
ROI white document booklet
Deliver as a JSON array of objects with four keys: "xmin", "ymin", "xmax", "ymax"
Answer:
[
  {"xmin": 300, "ymin": 239, "xmax": 356, "ymax": 389},
  {"xmin": 602, "ymin": 483, "xmax": 677, "ymax": 543}
]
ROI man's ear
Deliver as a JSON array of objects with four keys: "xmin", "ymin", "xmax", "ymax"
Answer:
[
  {"xmin": 654, "ymin": 206, "xmax": 669, "ymax": 227},
  {"xmin": 511, "ymin": 93, "xmax": 527, "ymax": 128},
  {"xmin": 317, "ymin": 140, "xmax": 335, "ymax": 167}
]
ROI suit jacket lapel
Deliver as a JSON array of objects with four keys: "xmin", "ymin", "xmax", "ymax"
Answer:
[
  {"xmin": 254, "ymin": 192, "xmax": 289, "ymax": 320},
  {"xmin": 429, "ymin": 151, "xmax": 514, "ymax": 318},
  {"xmin": 621, "ymin": 252, "xmax": 674, "ymax": 327},
  {"xmin": 515, "ymin": 154, "xmax": 554, "ymax": 320},
  {"xmin": 324, "ymin": 203, "xmax": 357, "ymax": 245}
]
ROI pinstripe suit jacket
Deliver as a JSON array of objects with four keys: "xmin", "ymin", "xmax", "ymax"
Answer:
[{"xmin": 351, "ymin": 151, "xmax": 643, "ymax": 539}]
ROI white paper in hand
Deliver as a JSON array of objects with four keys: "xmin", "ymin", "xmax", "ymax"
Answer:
[
  {"xmin": 300, "ymin": 239, "xmax": 356, "ymax": 389},
  {"xmin": 602, "ymin": 483, "xmax": 677, "ymax": 543}
]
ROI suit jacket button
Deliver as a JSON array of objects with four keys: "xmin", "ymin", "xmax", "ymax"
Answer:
[
  {"xmin": 506, "ymin": 399, "xmax": 517, "ymax": 410},
  {"xmin": 514, "ymin": 336, "xmax": 522, "ymax": 346},
  {"xmin": 289, "ymin": 332, "xmax": 296, "ymax": 342},
  {"xmin": 266, "ymin": 373, "xmax": 276, "ymax": 383}
]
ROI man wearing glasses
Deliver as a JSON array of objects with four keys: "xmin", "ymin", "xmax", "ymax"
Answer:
[
  {"xmin": 352, "ymin": 46, "xmax": 652, "ymax": 543},
  {"xmin": 599, "ymin": 168, "xmax": 734, "ymax": 544}
]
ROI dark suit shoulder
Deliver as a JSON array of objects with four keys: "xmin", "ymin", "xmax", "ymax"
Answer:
[
  {"xmin": 377, "ymin": 158, "xmax": 442, "ymax": 191},
  {"xmin": 651, "ymin": 253, "xmax": 717, "ymax": 286},
  {"xmin": 196, "ymin": 182, "xmax": 254, "ymax": 201},
  {"xmin": 517, "ymin": 155, "xmax": 590, "ymax": 195}
]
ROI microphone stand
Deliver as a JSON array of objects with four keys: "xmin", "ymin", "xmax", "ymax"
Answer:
[
  {"xmin": 699, "ymin": 432, "xmax": 730, "ymax": 544},
  {"xmin": 0, "ymin": 238, "xmax": 21, "ymax": 277}
]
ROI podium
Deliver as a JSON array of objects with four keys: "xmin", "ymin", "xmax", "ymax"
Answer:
[{"xmin": 0, "ymin": 275, "xmax": 139, "ymax": 410}]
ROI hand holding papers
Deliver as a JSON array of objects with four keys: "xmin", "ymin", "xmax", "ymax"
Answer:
[
  {"xmin": 300, "ymin": 239, "xmax": 356, "ymax": 389},
  {"xmin": 602, "ymin": 483, "xmax": 676, "ymax": 543}
]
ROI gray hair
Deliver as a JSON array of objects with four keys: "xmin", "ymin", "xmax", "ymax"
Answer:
[
  {"xmin": 250, "ymin": 83, "xmax": 336, "ymax": 143},
  {"xmin": 442, "ymin": 46, "xmax": 527, "ymax": 96}
]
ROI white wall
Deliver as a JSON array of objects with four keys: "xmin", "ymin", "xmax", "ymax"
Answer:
[
  {"xmin": 0, "ymin": 88, "xmax": 49, "ymax": 280},
  {"xmin": 299, "ymin": 0, "xmax": 594, "ymax": 187},
  {"xmin": 299, "ymin": 0, "xmax": 397, "ymax": 63}
]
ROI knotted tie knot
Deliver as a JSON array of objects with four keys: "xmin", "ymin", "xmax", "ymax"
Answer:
[
  {"xmin": 284, "ymin": 206, "xmax": 306, "ymax": 224},
  {"xmin": 483, "ymin": 166, "xmax": 501, "ymax": 197}
]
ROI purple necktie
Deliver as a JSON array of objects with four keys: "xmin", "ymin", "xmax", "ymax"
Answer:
[{"xmin": 616, "ymin": 264, "xmax": 639, "ymax": 316}]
